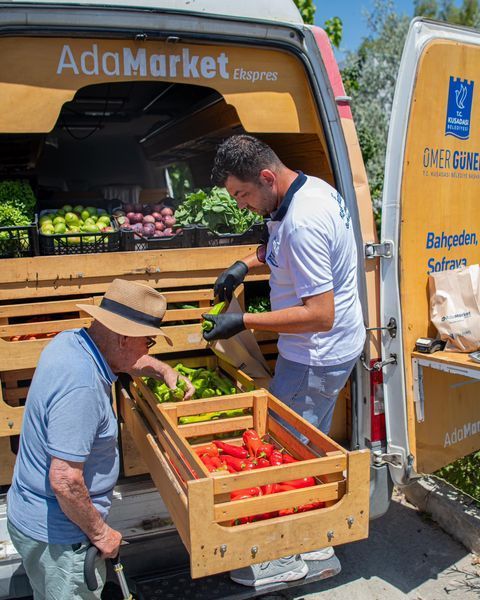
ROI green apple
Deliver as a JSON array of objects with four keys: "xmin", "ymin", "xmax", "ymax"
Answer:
[
  {"xmin": 53, "ymin": 216, "xmax": 65, "ymax": 225},
  {"xmin": 97, "ymin": 208, "xmax": 107, "ymax": 216},
  {"xmin": 84, "ymin": 223, "xmax": 100, "ymax": 233},
  {"xmin": 65, "ymin": 212, "xmax": 79, "ymax": 226},
  {"xmin": 39, "ymin": 215, "xmax": 53, "ymax": 226},
  {"xmin": 41, "ymin": 224, "xmax": 55, "ymax": 235},
  {"xmin": 97, "ymin": 216, "xmax": 111, "ymax": 227},
  {"xmin": 81, "ymin": 210, "xmax": 90, "ymax": 222},
  {"xmin": 86, "ymin": 206, "xmax": 98, "ymax": 217},
  {"xmin": 56, "ymin": 208, "xmax": 65, "ymax": 217},
  {"xmin": 73, "ymin": 205, "xmax": 84, "ymax": 215},
  {"xmin": 54, "ymin": 223, "xmax": 67, "ymax": 234},
  {"xmin": 62, "ymin": 204, "xmax": 73, "ymax": 213}
]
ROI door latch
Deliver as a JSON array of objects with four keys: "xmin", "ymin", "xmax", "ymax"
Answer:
[
  {"xmin": 364, "ymin": 241, "xmax": 393, "ymax": 259},
  {"xmin": 366, "ymin": 317, "xmax": 397, "ymax": 339},
  {"xmin": 362, "ymin": 353, "xmax": 397, "ymax": 372}
]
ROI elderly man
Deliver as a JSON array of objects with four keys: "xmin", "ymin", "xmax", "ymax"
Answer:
[{"xmin": 7, "ymin": 278, "xmax": 194, "ymax": 599}]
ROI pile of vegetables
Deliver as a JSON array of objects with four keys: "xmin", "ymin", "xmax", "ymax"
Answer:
[
  {"xmin": 39, "ymin": 205, "xmax": 114, "ymax": 242},
  {"xmin": 195, "ymin": 429, "xmax": 323, "ymax": 524},
  {"xmin": 174, "ymin": 187, "xmax": 261, "ymax": 234},
  {"xmin": 247, "ymin": 296, "xmax": 271, "ymax": 313},
  {"xmin": 117, "ymin": 202, "xmax": 178, "ymax": 238},
  {"xmin": 143, "ymin": 363, "xmax": 239, "ymax": 423},
  {"xmin": 0, "ymin": 180, "xmax": 36, "ymax": 229}
]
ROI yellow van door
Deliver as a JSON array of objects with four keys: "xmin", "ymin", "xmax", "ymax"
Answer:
[{"xmin": 380, "ymin": 18, "xmax": 480, "ymax": 479}]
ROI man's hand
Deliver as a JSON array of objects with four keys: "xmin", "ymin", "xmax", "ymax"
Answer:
[
  {"xmin": 202, "ymin": 313, "xmax": 246, "ymax": 341},
  {"xmin": 214, "ymin": 261, "xmax": 248, "ymax": 302},
  {"xmin": 162, "ymin": 364, "xmax": 195, "ymax": 400},
  {"xmin": 91, "ymin": 524, "xmax": 122, "ymax": 560}
]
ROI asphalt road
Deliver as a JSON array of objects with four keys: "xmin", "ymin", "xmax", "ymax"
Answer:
[{"xmin": 265, "ymin": 489, "xmax": 480, "ymax": 600}]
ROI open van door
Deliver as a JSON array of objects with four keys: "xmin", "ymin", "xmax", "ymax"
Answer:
[{"xmin": 381, "ymin": 18, "xmax": 480, "ymax": 483}]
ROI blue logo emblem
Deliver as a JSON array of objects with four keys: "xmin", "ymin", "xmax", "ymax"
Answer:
[{"xmin": 445, "ymin": 76, "xmax": 474, "ymax": 140}]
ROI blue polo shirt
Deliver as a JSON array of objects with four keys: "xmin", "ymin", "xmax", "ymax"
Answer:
[{"xmin": 7, "ymin": 329, "xmax": 119, "ymax": 544}]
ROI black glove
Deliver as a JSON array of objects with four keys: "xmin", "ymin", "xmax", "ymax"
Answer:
[
  {"xmin": 202, "ymin": 313, "xmax": 246, "ymax": 341},
  {"xmin": 214, "ymin": 261, "xmax": 248, "ymax": 302}
]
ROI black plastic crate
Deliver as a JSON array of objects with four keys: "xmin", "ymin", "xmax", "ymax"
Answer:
[
  {"xmin": 120, "ymin": 225, "xmax": 195, "ymax": 251},
  {"xmin": 194, "ymin": 221, "xmax": 267, "ymax": 247},
  {"xmin": 0, "ymin": 223, "xmax": 39, "ymax": 259},
  {"xmin": 39, "ymin": 228, "xmax": 120, "ymax": 255}
]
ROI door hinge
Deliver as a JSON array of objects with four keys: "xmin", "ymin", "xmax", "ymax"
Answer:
[
  {"xmin": 373, "ymin": 450, "xmax": 403, "ymax": 468},
  {"xmin": 364, "ymin": 241, "xmax": 393, "ymax": 259}
]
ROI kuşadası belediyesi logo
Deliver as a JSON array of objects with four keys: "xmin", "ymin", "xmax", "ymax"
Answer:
[{"xmin": 445, "ymin": 76, "xmax": 474, "ymax": 140}]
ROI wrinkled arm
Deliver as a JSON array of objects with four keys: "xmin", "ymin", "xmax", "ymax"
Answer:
[{"xmin": 49, "ymin": 457, "xmax": 121, "ymax": 559}]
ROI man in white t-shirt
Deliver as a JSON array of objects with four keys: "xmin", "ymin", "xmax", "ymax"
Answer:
[{"xmin": 203, "ymin": 135, "xmax": 366, "ymax": 587}]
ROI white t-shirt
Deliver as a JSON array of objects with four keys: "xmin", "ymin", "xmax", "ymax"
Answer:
[{"xmin": 265, "ymin": 175, "xmax": 365, "ymax": 366}]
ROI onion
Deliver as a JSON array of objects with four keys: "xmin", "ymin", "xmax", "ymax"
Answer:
[
  {"xmin": 126, "ymin": 212, "xmax": 136, "ymax": 222},
  {"xmin": 143, "ymin": 224, "xmax": 156, "ymax": 237},
  {"xmin": 151, "ymin": 212, "xmax": 162, "ymax": 222},
  {"xmin": 132, "ymin": 212, "xmax": 144, "ymax": 224},
  {"xmin": 153, "ymin": 231, "xmax": 164, "ymax": 237},
  {"xmin": 160, "ymin": 207, "xmax": 174, "ymax": 217},
  {"xmin": 123, "ymin": 203, "xmax": 134, "ymax": 213},
  {"xmin": 113, "ymin": 209, "xmax": 125, "ymax": 217},
  {"xmin": 163, "ymin": 215, "xmax": 176, "ymax": 228},
  {"xmin": 163, "ymin": 227, "xmax": 173, "ymax": 236},
  {"xmin": 143, "ymin": 215, "xmax": 155, "ymax": 224},
  {"xmin": 152, "ymin": 203, "xmax": 164, "ymax": 213},
  {"xmin": 155, "ymin": 221, "xmax": 165, "ymax": 231},
  {"xmin": 131, "ymin": 223, "xmax": 143, "ymax": 233}
]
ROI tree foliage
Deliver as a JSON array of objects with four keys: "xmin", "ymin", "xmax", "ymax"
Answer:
[
  {"xmin": 415, "ymin": 0, "xmax": 480, "ymax": 27},
  {"xmin": 293, "ymin": 0, "xmax": 316, "ymax": 25},
  {"xmin": 341, "ymin": 0, "xmax": 410, "ymax": 225}
]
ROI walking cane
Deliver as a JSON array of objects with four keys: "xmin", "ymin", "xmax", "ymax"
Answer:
[{"xmin": 84, "ymin": 544, "xmax": 133, "ymax": 600}]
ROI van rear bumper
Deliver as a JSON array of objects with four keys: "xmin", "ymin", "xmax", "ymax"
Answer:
[{"xmin": 369, "ymin": 463, "xmax": 394, "ymax": 520}]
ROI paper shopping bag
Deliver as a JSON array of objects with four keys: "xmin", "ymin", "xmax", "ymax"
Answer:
[
  {"xmin": 429, "ymin": 264, "xmax": 480, "ymax": 352},
  {"xmin": 209, "ymin": 296, "xmax": 273, "ymax": 388}
]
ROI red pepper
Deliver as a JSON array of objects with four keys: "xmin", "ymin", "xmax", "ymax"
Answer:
[
  {"xmin": 200, "ymin": 454, "xmax": 216, "ymax": 472},
  {"xmin": 252, "ymin": 511, "xmax": 278, "ymax": 521},
  {"xmin": 296, "ymin": 502, "xmax": 325, "ymax": 512},
  {"xmin": 213, "ymin": 440, "xmax": 248, "ymax": 459},
  {"xmin": 194, "ymin": 443, "xmax": 219, "ymax": 458},
  {"xmin": 226, "ymin": 465, "xmax": 237, "ymax": 474},
  {"xmin": 282, "ymin": 452, "xmax": 298, "ymax": 463},
  {"xmin": 255, "ymin": 457, "xmax": 271, "ymax": 469},
  {"xmin": 242, "ymin": 460, "xmax": 257, "ymax": 471},
  {"xmin": 256, "ymin": 443, "xmax": 274, "ymax": 458},
  {"xmin": 243, "ymin": 429, "xmax": 263, "ymax": 457},
  {"xmin": 272, "ymin": 483, "xmax": 297, "ymax": 493},
  {"xmin": 278, "ymin": 507, "xmax": 297, "ymax": 516},
  {"xmin": 209, "ymin": 455, "xmax": 224, "ymax": 469},
  {"xmin": 231, "ymin": 487, "xmax": 262, "ymax": 500},
  {"xmin": 232, "ymin": 516, "xmax": 253, "ymax": 526},
  {"xmin": 270, "ymin": 450, "xmax": 283, "ymax": 466},
  {"xmin": 261, "ymin": 483, "xmax": 275, "ymax": 495},
  {"xmin": 280, "ymin": 477, "xmax": 316, "ymax": 489},
  {"xmin": 221, "ymin": 455, "xmax": 247, "ymax": 471}
]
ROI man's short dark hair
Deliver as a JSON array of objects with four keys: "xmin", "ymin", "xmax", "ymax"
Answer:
[{"xmin": 211, "ymin": 135, "xmax": 282, "ymax": 186}]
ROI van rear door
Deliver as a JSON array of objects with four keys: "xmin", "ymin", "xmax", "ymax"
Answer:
[{"xmin": 381, "ymin": 18, "xmax": 480, "ymax": 481}]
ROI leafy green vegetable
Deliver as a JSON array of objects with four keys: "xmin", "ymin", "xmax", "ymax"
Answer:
[
  {"xmin": 0, "ymin": 181, "xmax": 36, "ymax": 226},
  {"xmin": 247, "ymin": 296, "xmax": 271, "ymax": 313},
  {"xmin": 174, "ymin": 187, "xmax": 262, "ymax": 234}
]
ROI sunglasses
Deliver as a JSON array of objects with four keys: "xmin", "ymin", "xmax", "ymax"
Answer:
[{"xmin": 146, "ymin": 336, "xmax": 156, "ymax": 349}]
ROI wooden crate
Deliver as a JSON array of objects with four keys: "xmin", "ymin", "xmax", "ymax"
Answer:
[
  {"xmin": 119, "ymin": 383, "xmax": 370, "ymax": 578},
  {"xmin": 120, "ymin": 354, "xmax": 255, "ymax": 478},
  {"xmin": 0, "ymin": 286, "xmax": 278, "ymax": 372}
]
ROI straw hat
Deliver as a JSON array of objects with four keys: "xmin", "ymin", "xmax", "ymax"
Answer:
[{"xmin": 77, "ymin": 279, "xmax": 172, "ymax": 343}]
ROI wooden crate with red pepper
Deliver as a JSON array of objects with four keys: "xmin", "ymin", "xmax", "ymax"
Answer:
[{"xmin": 119, "ymin": 381, "xmax": 370, "ymax": 578}]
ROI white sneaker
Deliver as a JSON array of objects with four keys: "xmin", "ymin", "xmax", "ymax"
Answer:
[
  {"xmin": 230, "ymin": 555, "xmax": 308, "ymax": 587},
  {"xmin": 301, "ymin": 546, "xmax": 335, "ymax": 561}
]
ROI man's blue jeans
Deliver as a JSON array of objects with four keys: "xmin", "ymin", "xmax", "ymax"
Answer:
[{"xmin": 269, "ymin": 354, "xmax": 359, "ymax": 436}]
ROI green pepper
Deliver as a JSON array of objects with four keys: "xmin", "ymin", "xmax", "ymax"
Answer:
[
  {"xmin": 202, "ymin": 301, "xmax": 227, "ymax": 332},
  {"xmin": 200, "ymin": 388, "xmax": 215, "ymax": 398}
]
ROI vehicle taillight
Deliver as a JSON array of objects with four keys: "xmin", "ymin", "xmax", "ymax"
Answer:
[{"xmin": 370, "ymin": 359, "xmax": 386, "ymax": 442}]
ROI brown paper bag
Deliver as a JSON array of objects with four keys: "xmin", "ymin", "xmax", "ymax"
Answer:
[
  {"xmin": 429, "ymin": 264, "xmax": 480, "ymax": 352},
  {"xmin": 209, "ymin": 296, "xmax": 273, "ymax": 388}
]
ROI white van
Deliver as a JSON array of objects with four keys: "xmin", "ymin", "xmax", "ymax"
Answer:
[{"xmin": 0, "ymin": 1, "xmax": 479, "ymax": 596}]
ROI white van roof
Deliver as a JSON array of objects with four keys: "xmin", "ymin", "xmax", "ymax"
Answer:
[{"xmin": 3, "ymin": 0, "xmax": 304, "ymax": 25}]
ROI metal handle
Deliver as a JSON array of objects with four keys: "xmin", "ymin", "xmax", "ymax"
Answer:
[{"xmin": 84, "ymin": 545, "xmax": 100, "ymax": 592}]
